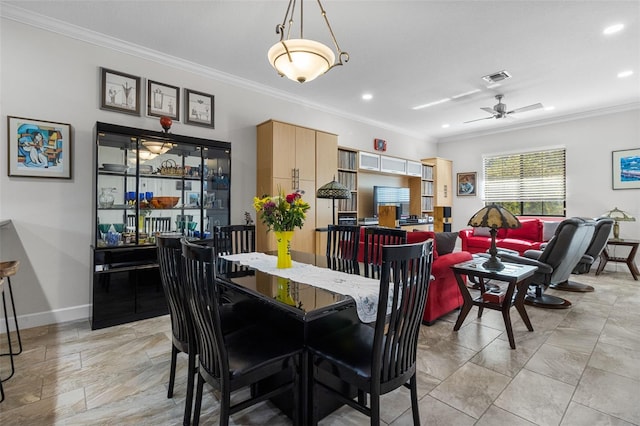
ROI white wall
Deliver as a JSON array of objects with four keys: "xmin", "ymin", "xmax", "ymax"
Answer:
[
  {"xmin": 437, "ymin": 109, "xmax": 640, "ymax": 240},
  {"xmin": 0, "ymin": 18, "xmax": 435, "ymax": 328}
]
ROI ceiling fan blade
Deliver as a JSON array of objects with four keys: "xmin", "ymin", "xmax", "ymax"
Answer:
[
  {"xmin": 480, "ymin": 107, "xmax": 497, "ymax": 115},
  {"xmin": 464, "ymin": 116, "xmax": 495, "ymax": 124},
  {"xmin": 508, "ymin": 103, "xmax": 543, "ymax": 114}
]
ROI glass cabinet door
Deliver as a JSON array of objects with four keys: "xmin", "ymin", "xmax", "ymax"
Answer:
[{"xmin": 95, "ymin": 124, "xmax": 231, "ymax": 247}]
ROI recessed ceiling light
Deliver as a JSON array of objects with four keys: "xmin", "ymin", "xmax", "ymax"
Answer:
[
  {"xmin": 603, "ymin": 23, "xmax": 624, "ymax": 35},
  {"xmin": 441, "ymin": 124, "xmax": 450, "ymax": 128},
  {"xmin": 412, "ymin": 98, "xmax": 450, "ymax": 110},
  {"xmin": 617, "ymin": 70, "xmax": 633, "ymax": 78},
  {"xmin": 362, "ymin": 93, "xmax": 373, "ymax": 101},
  {"xmin": 544, "ymin": 106, "xmax": 555, "ymax": 111}
]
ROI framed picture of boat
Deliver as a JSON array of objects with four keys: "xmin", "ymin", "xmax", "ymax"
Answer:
[{"xmin": 612, "ymin": 148, "xmax": 640, "ymax": 190}]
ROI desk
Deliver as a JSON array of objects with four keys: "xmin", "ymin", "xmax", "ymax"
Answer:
[
  {"xmin": 596, "ymin": 239, "xmax": 639, "ymax": 281},
  {"xmin": 451, "ymin": 258, "xmax": 537, "ymax": 349},
  {"xmin": 217, "ymin": 251, "xmax": 358, "ymax": 424}
]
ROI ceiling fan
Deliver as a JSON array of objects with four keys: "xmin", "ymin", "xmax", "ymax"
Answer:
[{"xmin": 464, "ymin": 94, "xmax": 543, "ymax": 123}]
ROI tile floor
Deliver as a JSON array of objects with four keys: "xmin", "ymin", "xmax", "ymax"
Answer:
[{"xmin": 0, "ymin": 267, "xmax": 639, "ymax": 425}]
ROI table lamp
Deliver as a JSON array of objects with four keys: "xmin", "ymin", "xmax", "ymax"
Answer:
[
  {"xmin": 602, "ymin": 207, "xmax": 636, "ymax": 240},
  {"xmin": 316, "ymin": 176, "xmax": 351, "ymax": 225},
  {"xmin": 468, "ymin": 204, "xmax": 522, "ymax": 271}
]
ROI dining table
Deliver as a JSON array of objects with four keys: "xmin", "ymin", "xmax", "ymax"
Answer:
[{"xmin": 216, "ymin": 250, "xmax": 381, "ymax": 425}]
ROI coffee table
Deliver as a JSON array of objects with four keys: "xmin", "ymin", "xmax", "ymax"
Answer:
[{"xmin": 451, "ymin": 257, "xmax": 537, "ymax": 349}]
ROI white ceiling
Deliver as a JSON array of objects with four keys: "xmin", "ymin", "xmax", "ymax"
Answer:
[{"xmin": 4, "ymin": 0, "xmax": 640, "ymax": 141}]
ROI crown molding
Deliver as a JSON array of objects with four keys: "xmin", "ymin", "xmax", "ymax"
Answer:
[
  {"xmin": 1, "ymin": 3, "xmax": 425, "ymax": 141},
  {"xmin": 437, "ymin": 102, "xmax": 640, "ymax": 143}
]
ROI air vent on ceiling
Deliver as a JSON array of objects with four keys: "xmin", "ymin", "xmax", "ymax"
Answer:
[{"xmin": 482, "ymin": 70, "xmax": 512, "ymax": 84}]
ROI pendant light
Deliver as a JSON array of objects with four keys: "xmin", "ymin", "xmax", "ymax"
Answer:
[{"xmin": 268, "ymin": 0, "xmax": 349, "ymax": 83}]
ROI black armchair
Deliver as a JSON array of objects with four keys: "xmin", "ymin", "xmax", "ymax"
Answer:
[
  {"xmin": 550, "ymin": 217, "xmax": 614, "ymax": 292},
  {"xmin": 497, "ymin": 217, "xmax": 595, "ymax": 308}
]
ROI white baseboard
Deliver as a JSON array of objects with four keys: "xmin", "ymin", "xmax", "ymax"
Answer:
[{"xmin": 0, "ymin": 304, "xmax": 91, "ymax": 333}]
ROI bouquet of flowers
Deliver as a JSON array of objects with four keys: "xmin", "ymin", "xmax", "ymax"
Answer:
[{"xmin": 253, "ymin": 189, "xmax": 310, "ymax": 232}]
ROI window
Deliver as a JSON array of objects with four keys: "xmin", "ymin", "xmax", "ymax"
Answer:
[{"xmin": 483, "ymin": 148, "xmax": 566, "ymax": 216}]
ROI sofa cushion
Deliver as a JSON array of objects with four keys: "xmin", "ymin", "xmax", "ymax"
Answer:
[
  {"xmin": 542, "ymin": 220, "xmax": 560, "ymax": 241},
  {"xmin": 506, "ymin": 218, "xmax": 540, "ymax": 241},
  {"xmin": 499, "ymin": 238, "xmax": 542, "ymax": 254},
  {"xmin": 435, "ymin": 232, "xmax": 458, "ymax": 256},
  {"xmin": 474, "ymin": 227, "xmax": 508, "ymax": 238}
]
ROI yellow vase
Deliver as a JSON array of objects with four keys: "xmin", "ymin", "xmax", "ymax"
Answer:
[
  {"xmin": 275, "ymin": 230, "xmax": 293, "ymax": 269},
  {"xmin": 276, "ymin": 277, "xmax": 296, "ymax": 306}
]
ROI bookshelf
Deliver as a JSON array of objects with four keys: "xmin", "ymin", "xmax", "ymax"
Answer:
[{"xmin": 337, "ymin": 147, "xmax": 358, "ymax": 223}]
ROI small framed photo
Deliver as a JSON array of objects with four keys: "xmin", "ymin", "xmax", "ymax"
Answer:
[
  {"xmin": 185, "ymin": 89, "xmax": 215, "ymax": 128},
  {"xmin": 147, "ymin": 80, "xmax": 180, "ymax": 120},
  {"xmin": 457, "ymin": 172, "xmax": 477, "ymax": 196},
  {"xmin": 100, "ymin": 67, "xmax": 141, "ymax": 115},
  {"xmin": 8, "ymin": 116, "xmax": 72, "ymax": 179},
  {"xmin": 186, "ymin": 192, "xmax": 200, "ymax": 207},
  {"xmin": 612, "ymin": 148, "xmax": 640, "ymax": 189},
  {"xmin": 176, "ymin": 180, "xmax": 192, "ymax": 191}
]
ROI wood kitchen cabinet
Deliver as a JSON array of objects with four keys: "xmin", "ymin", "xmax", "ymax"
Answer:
[{"xmin": 256, "ymin": 120, "xmax": 337, "ymax": 254}]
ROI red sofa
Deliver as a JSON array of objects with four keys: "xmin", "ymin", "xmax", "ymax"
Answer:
[
  {"xmin": 458, "ymin": 217, "xmax": 561, "ymax": 255},
  {"xmin": 357, "ymin": 228, "xmax": 473, "ymax": 325}
]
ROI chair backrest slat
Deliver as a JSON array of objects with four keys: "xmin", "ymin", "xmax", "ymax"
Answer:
[
  {"xmin": 181, "ymin": 239, "xmax": 229, "ymax": 384},
  {"xmin": 156, "ymin": 236, "xmax": 192, "ymax": 350},
  {"xmin": 363, "ymin": 227, "xmax": 407, "ymax": 278},
  {"xmin": 326, "ymin": 225, "xmax": 361, "ymax": 275},
  {"xmin": 374, "ymin": 241, "xmax": 433, "ymax": 385}
]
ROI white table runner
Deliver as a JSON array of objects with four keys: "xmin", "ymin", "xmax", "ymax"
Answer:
[{"xmin": 220, "ymin": 252, "xmax": 382, "ymax": 322}]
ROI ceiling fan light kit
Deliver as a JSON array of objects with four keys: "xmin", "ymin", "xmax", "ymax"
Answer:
[{"xmin": 268, "ymin": 0, "xmax": 349, "ymax": 83}]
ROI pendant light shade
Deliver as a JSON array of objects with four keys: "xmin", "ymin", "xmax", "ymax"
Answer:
[
  {"xmin": 268, "ymin": 39, "xmax": 335, "ymax": 83},
  {"xmin": 269, "ymin": 0, "xmax": 348, "ymax": 84}
]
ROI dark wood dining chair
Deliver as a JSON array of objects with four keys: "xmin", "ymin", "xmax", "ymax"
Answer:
[
  {"xmin": 308, "ymin": 240, "xmax": 434, "ymax": 426},
  {"xmin": 181, "ymin": 239, "xmax": 303, "ymax": 426},
  {"xmin": 214, "ymin": 224, "xmax": 255, "ymax": 255},
  {"xmin": 156, "ymin": 235, "xmax": 196, "ymax": 425},
  {"xmin": 362, "ymin": 227, "xmax": 407, "ymax": 278},
  {"xmin": 326, "ymin": 224, "xmax": 361, "ymax": 275}
]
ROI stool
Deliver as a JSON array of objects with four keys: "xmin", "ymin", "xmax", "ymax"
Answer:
[
  {"xmin": 0, "ymin": 278, "xmax": 5, "ymax": 402},
  {"xmin": 0, "ymin": 261, "xmax": 21, "ymax": 383}
]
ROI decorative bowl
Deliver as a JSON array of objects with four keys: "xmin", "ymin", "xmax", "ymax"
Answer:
[{"xmin": 150, "ymin": 196, "xmax": 179, "ymax": 208}]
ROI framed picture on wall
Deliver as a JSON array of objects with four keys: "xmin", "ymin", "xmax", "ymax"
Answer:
[
  {"xmin": 147, "ymin": 80, "xmax": 180, "ymax": 120},
  {"xmin": 7, "ymin": 116, "xmax": 72, "ymax": 179},
  {"xmin": 457, "ymin": 172, "xmax": 477, "ymax": 196},
  {"xmin": 185, "ymin": 89, "xmax": 215, "ymax": 128},
  {"xmin": 100, "ymin": 67, "xmax": 141, "ymax": 115},
  {"xmin": 612, "ymin": 148, "xmax": 640, "ymax": 189}
]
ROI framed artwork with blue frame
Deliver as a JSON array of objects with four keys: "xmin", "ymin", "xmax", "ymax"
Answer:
[{"xmin": 7, "ymin": 116, "xmax": 72, "ymax": 179}]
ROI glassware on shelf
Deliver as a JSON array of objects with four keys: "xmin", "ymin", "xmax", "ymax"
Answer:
[{"xmin": 98, "ymin": 188, "xmax": 116, "ymax": 208}]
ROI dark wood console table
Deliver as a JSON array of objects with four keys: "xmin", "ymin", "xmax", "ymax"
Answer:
[{"xmin": 596, "ymin": 239, "xmax": 639, "ymax": 281}]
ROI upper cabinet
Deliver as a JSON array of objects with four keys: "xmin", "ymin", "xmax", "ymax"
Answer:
[
  {"xmin": 94, "ymin": 122, "xmax": 231, "ymax": 248},
  {"xmin": 256, "ymin": 120, "xmax": 337, "ymax": 253},
  {"xmin": 422, "ymin": 157, "xmax": 452, "ymax": 207},
  {"xmin": 359, "ymin": 151, "xmax": 381, "ymax": 171}
]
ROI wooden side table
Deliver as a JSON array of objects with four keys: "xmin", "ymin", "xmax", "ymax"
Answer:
[
  {"xmin": 596, "ymin": 239, "xmax": 639, "ymax": 280},
  {"xmin": 451, "ymin": 257, "xmax": 537, "ymax": 349}
]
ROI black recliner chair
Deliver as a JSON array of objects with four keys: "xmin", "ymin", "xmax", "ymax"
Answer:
[
  {"xmin": 497, "ymin": 217, "xmax": 595, "ymax": 308},
  {"xmin": 550, "ymin": 217, "xmax": 614, "ymax": 292}
]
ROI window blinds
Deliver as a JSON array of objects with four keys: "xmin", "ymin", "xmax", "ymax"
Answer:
[{"xmin": 483, "ymin": 149, "xmax": 566, "ymax": 202}]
